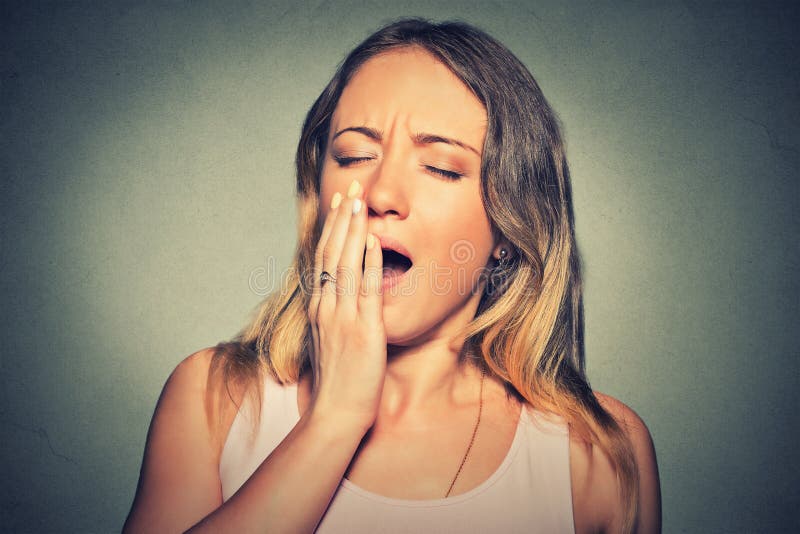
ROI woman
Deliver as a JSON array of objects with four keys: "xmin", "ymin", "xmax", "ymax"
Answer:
[{"xmin": 124, "ymin": 18, "xmax": 660, "ymax": 533}]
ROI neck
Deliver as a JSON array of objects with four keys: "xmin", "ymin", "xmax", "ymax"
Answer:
[
  {"xmin": 378, "ymin": 337, "xmax": 481, "ymax": 424},
  {"xmin": 378, "ymin": 282, "xmax": 488, "ymax": 424}
]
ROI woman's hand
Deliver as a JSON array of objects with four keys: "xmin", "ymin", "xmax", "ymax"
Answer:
[{"xmin": 307, "ymin": 179, "xmax": 385, "ymax": 433}]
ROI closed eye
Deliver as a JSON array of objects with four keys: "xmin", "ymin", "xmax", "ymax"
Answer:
[
  {"xmin": 333, "ymin": 156, "xmax": 463, "ymax": 181},
  {"xmin": 333, "ymin": 156, "xmax": 372, "ymax": 166},
  {"xmin": 425, "ymin": 165, "xmax": 463, "ymax": 180}
]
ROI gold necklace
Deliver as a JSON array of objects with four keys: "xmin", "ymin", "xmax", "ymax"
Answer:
[{"xmin": 445, "ymin": 367, "xmax": 486, "ymax": 498}]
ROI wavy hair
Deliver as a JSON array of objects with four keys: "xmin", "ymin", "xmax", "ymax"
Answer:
[{"xmin": 210, "ymin": 18, "xmax": 639, "ymax": 532}]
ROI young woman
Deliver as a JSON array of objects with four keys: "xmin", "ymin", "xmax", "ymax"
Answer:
[{"xmin": 124, "ymin": 19, "xmax": 661, "ymax": 533}]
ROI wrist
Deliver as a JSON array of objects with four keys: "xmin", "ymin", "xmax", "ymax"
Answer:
[{"xmin": 301, "ymin": 407, "xmax": 372, "ymax": 443}]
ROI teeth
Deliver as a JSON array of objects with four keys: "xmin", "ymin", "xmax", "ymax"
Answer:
[{"xmin": 383, "ymin": 265, "xmax": 404, "ymax": 274}]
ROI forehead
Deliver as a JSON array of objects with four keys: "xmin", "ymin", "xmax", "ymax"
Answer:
[{"xmin": 331, "ymin": 48, "xmax": 487, "ymax": 149}]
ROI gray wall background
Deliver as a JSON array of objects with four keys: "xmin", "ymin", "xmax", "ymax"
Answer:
[{"xmin": 1, "ymin": 1, "xmax": 797, "ymax": 532}]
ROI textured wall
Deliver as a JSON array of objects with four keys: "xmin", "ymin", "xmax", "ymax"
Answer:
[{"xmin": 1, "ymin": 1, "xmax": 797, "ymax": 532}]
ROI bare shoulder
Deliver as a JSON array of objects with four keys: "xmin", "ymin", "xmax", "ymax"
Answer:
[
  {"xmin": 594, "ymin": 392, "xmax": 651, "ymax": 442},
  {"xmin": 166, "ymin": 347, "xmax": 215, "ymax": 399},
  {"xmin": 123, "ymin": 347, "xmax": 243, "ymax": 533},
  {"xmin": 159, "ymin": 346, "xmax": 249, "ymax": 461},
  {"xmin": 569, "ymin": 392, "xmax": 662, "ymax": 534}
]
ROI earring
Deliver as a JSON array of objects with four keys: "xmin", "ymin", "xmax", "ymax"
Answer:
[
  {"xmin": 487, "ymin": 248, "xmax": 510, "ymax": 295},
  {"xmin": 496, "ymin": 248, "xmax": 509, "ymax": 270}
]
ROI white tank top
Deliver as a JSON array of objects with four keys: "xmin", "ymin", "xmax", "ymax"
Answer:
[{"xmin": 219, "ymin": 374, "xmax": 576, "ymax": 533}]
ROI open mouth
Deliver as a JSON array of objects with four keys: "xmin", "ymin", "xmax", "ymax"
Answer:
[
  {"xmin": 360, "ymin": 234, "xmax": 414, "ymax": 291},
  {"xmin": 381, "ymin": 248, "xmax": 413, "ymax": 279}
]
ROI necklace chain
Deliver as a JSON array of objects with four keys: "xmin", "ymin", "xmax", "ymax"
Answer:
[{"xmin": 444, "ymin": 367, "xmax": 486, "ymax": 498}]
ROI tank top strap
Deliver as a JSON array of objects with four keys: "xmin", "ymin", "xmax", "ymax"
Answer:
[
  {"xmin": 515, "ymin": 406, "xmax": 575, "ymax": 527},
  {"xmin": 219, "ymin": 374, "xmax": 300, "ymax": 501}
]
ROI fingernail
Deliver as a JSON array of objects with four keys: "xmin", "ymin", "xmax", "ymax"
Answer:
[
  {"xmin": 347, "ymin": 179, "xmax": 360, "ymax": 198},
  {"xmin": 366, "ymin": 233, "xmax": 375, "ymax": 249},
  {"xmin": 352, "ymin": 198, "xmax": 362, "ymax": 215},
  {"xmin": 330, "ymin": 192, "xmax": 342, "ymax": 209}
]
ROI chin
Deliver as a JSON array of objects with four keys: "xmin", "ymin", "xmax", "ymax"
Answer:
[
  {"xmin": 383, "ymin": 327, "xmax": 417, "ymax": 347},
  {"xmin": 382, "ymin": 310, "xmax": 447, "ymax": 349},
  {"xmin": 382, "ymin": 318, "xmax": 425, "ymax": 347}
]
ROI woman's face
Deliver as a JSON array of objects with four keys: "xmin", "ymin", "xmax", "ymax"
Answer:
[{"xmin": 319, "ymin": 47, "xmax": 496, "ymax": 345}]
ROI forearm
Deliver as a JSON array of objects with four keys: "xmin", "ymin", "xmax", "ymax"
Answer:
[{"xmin": 188, "ymin": 411, "xmax": 367, "ymax": 533}]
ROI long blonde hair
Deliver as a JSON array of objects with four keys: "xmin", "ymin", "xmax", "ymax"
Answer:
[{"xmin": 210, "ymin": 18, "xmax": 639, "ymax": 532}]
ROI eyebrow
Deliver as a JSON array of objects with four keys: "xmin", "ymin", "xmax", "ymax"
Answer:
[{"xmin": 332, "ymin": 126, "xmax": 480, "ymax": 156}]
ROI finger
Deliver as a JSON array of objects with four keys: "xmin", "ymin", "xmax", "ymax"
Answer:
[
  {"xmin": 336, "ymin": 189, "xmax": 367, "ymax": 310},
  {"xmin": 319, "ymin": 181, "xmax": 361, "ymax": 315},
  {"xmin": 310, "ymin": 191, "xmax": 342, "ymax": 322},
  {"xmin": 359, "ymin": 232, "xmax": 384, "ymax": 325}
]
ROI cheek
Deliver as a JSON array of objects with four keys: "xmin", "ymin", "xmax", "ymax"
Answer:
[
  {"xmin": 318, "ymin": 169, "xmax": 343, "ymax": 219},
  {"xmin": 434, "ymin": 204, "xmax": 493, "ymax": 262},
  {"xmin": 420, "ymin": 206, "xmax": 494, "ymax": 294}
]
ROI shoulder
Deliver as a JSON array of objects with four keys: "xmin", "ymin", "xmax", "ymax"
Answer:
[
  {"xmin": 569, "ymin": 392, "xmax": 661, "ymax": 534},
  {"xmin": 150, "ymin": 345, "xmax": 249, "ymax": 467},
  {"xmin": 124, "ymin": 347, "xmax": 246, "ymax": 532},
  {"xmin": 165, "ymin": 347, "xmax": 215, "ymax": 394},
  {"xmin": 160, "ymin": 348, "xmax": 226, "ymax": 429},
  {"xmin": 153, "ymin": 348, "xmax": 216, "ymax": 434},
  {"xmin": 594, "ymin": 392, "xmax": 655, "ymax": 452},
  {"xmin": 165, "ymin": 346, "xmax": 248, "ymax": 451}
]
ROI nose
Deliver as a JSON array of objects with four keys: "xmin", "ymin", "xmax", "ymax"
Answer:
[{"xmin": 364, "ymin": 150, "xmax": 410, "ymax": 221}]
